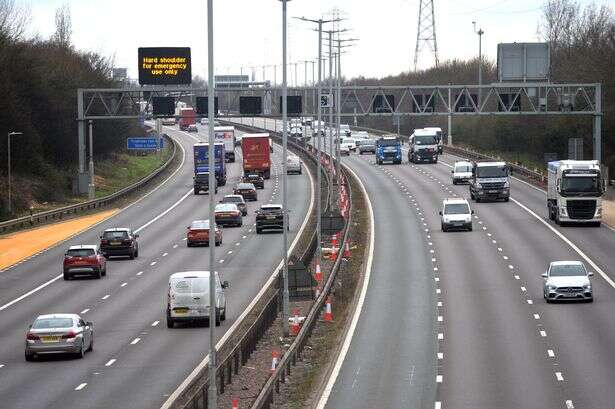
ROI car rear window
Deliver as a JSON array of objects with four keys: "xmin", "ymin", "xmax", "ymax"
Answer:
[
  {"xmin": 171, "ymin": 278, "xmax": 209, "ymax": 294},
  {"xmin": 216, "ymin": 204, "xmax": 237, "ymax": 212},
  {"xmin": 261, "ymin": 207, "xmax": 283, "ymax": 213},
  {"xmin": 223, "ymin": 196, "xmax": 243, "ymax": 203},
  {"xmin": 66, "ymin": 249, "xmax": 95, "ymax": 257},
  {"xmin": 190, "ymin": 221, "xmax": 210, "ymax": 230},
  {"xmin": 32, "ymin": 318, "xmax": 74, "ymax": 329},
  {"xmin": 103, "ymin": 231, "xmax": 129, "ymax": 239}
]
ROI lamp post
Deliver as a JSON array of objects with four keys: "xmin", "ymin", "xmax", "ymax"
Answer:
[
  {"xmin": 88, "ymin": 121, "xmax": 95, "ymax": 200},
  {"xmin": 7, "ymin": 131, "xmax": 22, "ymax": 214},
  {"xmin": 472, "ymin": 21, "xmax": 484, "ymax": 107},
  {"xmin": 206, "ymin": 1, "xmax": 217, "ymax": 408}
]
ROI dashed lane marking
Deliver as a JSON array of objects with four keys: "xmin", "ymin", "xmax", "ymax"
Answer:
[
  {"xmin": 152, "ymin": 321, "xmax": 159, "ymax": 327},
  {"xmin": 75, "ymin": 383, "xmax": 87, "ymax": 391},
  {"xmin": 105, "ymin": 359, "xmax": 116, "ymax": 367},
  {"xmin": 556, "ymin": 372, "xmax": 564, "ymax": 381},
  {"xmin": 80, "ymin": 308, "xmax": 90, "ymax": 314},
  {"xmin": 130, "ymin": 338, "xmax": 141, "ymax": 345},
  {"xmin": 102, "ymin": 295, "xmax": 110, "ymax": 300},
  {"xmin": 548, "ymin": 349, "xmax": 555, "ymax": 358}
]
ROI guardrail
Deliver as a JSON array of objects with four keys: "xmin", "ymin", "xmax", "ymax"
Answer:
[
  {"xmin": 0, "ymin": 135, "xmax": 177, "ymax": 235},
  {"xmin": 173, "ymin": 120, "xmax": 331, "ymax": 409}
]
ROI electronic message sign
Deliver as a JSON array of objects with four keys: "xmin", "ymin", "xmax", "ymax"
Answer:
[{"xmin": 138, "ymin": 47, "xmax": 192, "ymax": 85}]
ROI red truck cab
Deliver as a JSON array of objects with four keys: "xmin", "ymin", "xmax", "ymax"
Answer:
[
  {"xmin": 179, "ymin": 108, "xmax": 196, "ymax": 131},
  {"xmin": 241, "ymin": 133, "xmax": 271, "ymax": 179}
]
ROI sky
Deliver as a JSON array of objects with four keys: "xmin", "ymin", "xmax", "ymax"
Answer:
[{"xmin": 17, "ymin": 0, "xmax": 615, "ymax": 83}]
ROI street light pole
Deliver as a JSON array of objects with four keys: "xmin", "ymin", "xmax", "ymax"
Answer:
[
  {"xmin": 206, "ymin": 0, "xmax": 217, "ymax": 408},
  {"xmin": 280, "ymin": 0, "xmax": 290, "ymax": 337},
  {"xmin": 7, "ymin": 131, "xmax": 22, "ymax": 214},
  {"xmin": 473, "ymin": 21, "xmax": 484, "ymax": 107},
  {"xmin": 88, "ymin": 120, "xmax": 95, "ymax": 200}
]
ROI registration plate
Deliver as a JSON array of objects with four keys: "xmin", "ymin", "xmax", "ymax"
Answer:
[
  {"xmin": 41, "ymin": 336, "xmax": 60, "ymax": 343},
  {"xmin": 111, "ymin": 241, "xmax": 122, "ymax": 245},
  {"xmin": 266, "ymin": 215, "xmax": 276, "ymax": 220},
  {"xmin": 174, "ymin": 308, "xmax": 189, "ymax": 315},
  {"xmin": 563, "ymin": 293, "xmax": 578, "ymax": 297},
  {"xmin": 488, "ymin": 190, "xmax": 499, "ymax": 194}
]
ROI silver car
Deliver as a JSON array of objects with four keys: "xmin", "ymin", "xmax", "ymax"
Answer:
[
  {"xmin": 25, "ymin": 314, "xmax": 94, "ymax": 360},
  {"xmin": 542, "ymin": 261, "xmax": 594, "ymax": 303},
  {"xmin": 286, "ymin": 156, "xmax": 302, "ymax": 174}
]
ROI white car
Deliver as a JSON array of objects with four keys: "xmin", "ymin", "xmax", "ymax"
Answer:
[
  {"xmin": 340, "ymin": 145, "xmax": 350, "ymax": 156},
  {"xmin": 439, "ymin": 198, "xmax": 473, "ymax": 232},
  {"xmin": 167, "ymin": 271, "xmax": 228, "ymax": 328},
  {"xmin": 200, "ymin": 118, "xmax": 209, "ymax": 125},
  {"xmin": 341, "ymin": 138, "xmax": 357, "ymax": 152},
  {"xmin": 286, "ymin": 156, "xmax": 302, "ymax": 174},
  {"xmin": 353, "ymin": 131, "xmax": 370, "ymax": 140},
  {"xmin": 452, "ymin": 160, "xmax": 473, "ymax": 184},
  {"xmin": 542, "ymin": 261, "xmax": 594, "ymax": 303}
]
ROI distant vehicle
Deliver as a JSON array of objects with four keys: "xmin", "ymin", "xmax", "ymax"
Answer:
[
  {"xmin": 215, "ymin": 203, "xmax": 243, "ymax": 227},
  {"xmin": 469, "ymin": 161, "xmax": 511, "ymax": 202},
  {"xmin": 242, "ymin": 173, "xmax": 264, "ymax": 189},
  {"xmin": 214, "ymin": 126, "xmax": 236, "ymax": 162},
  {"xmin": 290, "ymin": 127, "xmax": 303, "ymax": 138},
  {"xmin": 341, "ymin": 138, "xmax": 357, "ymax": 152},
  {"xmin": 187, "ymin": 124, "xmax": 198, "ymax": 133},
  {"xmin": 302, "ymin": 116, "xmax": 313, "ymax": 126},
  {"xmin": 340, "ymin": 145, "xmax": 350, "ymax": 156},
  {"xmin": 166, "ymin": 271, "xmax": 228, "ymax": 328},
  {"xmin": 451, "ymin": 160, "xmax": 473, "ymax": 184},
  {"xmin": 234, "ymin": 182, "xmax": 258, "ymax": 201},
  {"xmin": 235, "ymin": 133, "xmax": 243, "ymax": 146},
  {"xmin": 256, "ymin": 204, "xmax": 286, "ymax": 234},
  {"xmin": 220, "ymin": 195, "xmax": 247, "ymax": 216},
  {"xmin": 408, "ymin": 129, "xmax": 438, "ymax": 163},
  {"xmin": 161, "ymin": 117, "xmax": 177, "ymax": 126},
  {"xmin": 99, "ymin": 228, "xmax": 139, "ymax": 259},
  {"xmin": 194, "ymin": 142, "xmax": 226, "ymax": 189},
  {"xmin": 286, "ymin": 156, "xmax": 302, "ymax": 174},
  {"xmin": 339, "ymin": 124, "xmax": 351, "ymax": 136},
  {"xmin": 376, "ymin": 136, "xmax": 402, "ymax": 165},
  {"xmin": 547, "ymin": 160, "xmax": 604, "ymax": 226},
  {"xmin": 241, "ymin": 133, "xmax": 271, "ymax": 179},
  {"xmin": 357, "ymin": 139, "xmax": 376, "ymax": 155},
  {"xmin": 311, "ymin": 121, "xmax": 326, "ymax": 136},
  {"xmin": 63, "ymin": 245, "xmax": 106, "ymax": 280},
  {"xmin": 179, "ymin": 108, "xmax": 197, "ymax": 131},
  {"xmin": 439, "ymin": 198, "xmax": 473, "ymax": 232},
  {"xmin": 423, "ymin": 127, "xmax": 444, "ymax": 154},
  {"xmin": 542, "ymin": 261, "xmax": 594, "ymax": 303},
  {"xmin": 186, "ymin": 220, "xmax": 221, "ymax": 247},
  {"xmin": 353, "ymin": 131, "xmax": 370, "ymax": 140},
  {"xmin": 200, "ymin": 117, "xmax": 209, "ymax": 125},
  {"xmin": 193, "ymin": 172, "xmax": 218, "ymax": 195},
  {"xmin": 25, "ymin": 314, "xmax": 93, "ymax": 361}
]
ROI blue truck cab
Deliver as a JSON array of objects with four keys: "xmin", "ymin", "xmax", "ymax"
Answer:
[
  {"xmin": 194, "ymin": 142, "xmax": 227, "ymax": 189},
  {"xmin": 376, "ymin": 136, "xmax": 402, "ymax": 165}
]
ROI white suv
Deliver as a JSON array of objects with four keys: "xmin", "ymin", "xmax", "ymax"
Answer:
[
  {"xmin": 452, "ymin": 160, "xmax": 473, "ymax": 184},
  {"xmin": 440, "ymin": 198, "xmax": 473, "ymax": 232}
]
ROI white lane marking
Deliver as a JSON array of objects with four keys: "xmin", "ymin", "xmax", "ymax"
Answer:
[
  {"xmin": 566, "ymin": 400, "xmax": 575, "ymax": 409},
  {"xmin": 130, "ymin": 338, "xmax": 141, "ymax": 345},
  {"xmin": 534, "ymin": 314, "xmax": 540, "ymax": 320},
  {"xmin": 437, "ymin": 316, "xmax": 443, "ymax": 322},
  {"xmin": 105, "ymin": 359, "xmax": 116, "ymax": 367},
  {"xmin": 219, "ymin": 259, "xmax": 224, "ymax": 264},
  {"xmin": 227, "ymin": 250, "xmax": 233, "ymax": 255},
  {"xmin": 121, "ymin": 282, "xmax": 127, "ymax": 287},
  {"xmin": 435, "ymin": 402, "xmax": 442, "ymax": 409},
  {"xmin": 150, "ymin": 261, "xmax": 157, "ymax": 266},
  {"xmin": 556, "ymin": 372, "xmax": 564, "ymax": 381},
  {"xmin": 315, "ymin": 165, "xmax": 374, "ymax": 409},
  {"xmin": 173, "ymin": 244, "xmax": 178, "ymax": 249},
  {"xmin": 102, "ymin": 295, "xmax": 110, "ymax": 300},
  {"xmin": 436, "ymin": 288, "xmax": 441, "ymax": 294},
  {"xmin": 152, "ymin": 321, "xmax": 159, "ymax": 327},
  {"xmin": 134, "ymin": 189, "xmax": 193, "ymax": 234},
  {"xmin": 498, "ymin": 247, "xmax": 503, "ymax": 252},
  {"xmin": 0, "ymin": 275, "xmax": 62, "ymax": 311},
  {"xmin": 511, "ymin": 198, "xmax": 615, "ymax": 289},
  {"xmin": 508, "ymin": 265, "xmax": 514, "ymax": 270},
  {"xmin": 503, "ymin": 256, "xmax": 509, "ymax": 260},
  {"xmin": 540, "ymin": 330, "xmax": 547, "ymax": 337},
  {"xmin": 514, "ymin": 275, "xmax": 520, "ymax": 280},
  {"xmin": 80, "ymin": 308, "xmax": 90, "ymax": 314},
  {"xmin": 137, "ymin": 271, "xmax": 143, "ymax": 276},
  {"xmin": 548, "ymin": 349, "xmax": 555, "ymax": 358},
  {"xmin": 235, "ymin": 242, "xmax": 240, "ymax": 246},
  {"xmin": 437, "ymin": 352, "xmax": 444, "ymax": 360},
  {"xmin": 521, "ymin": 286, "xmax": 527, "ymax": 292},
  {"xmin": 75, "ymin": 383, "xmax": 87, "ymax": 391},
  {"xmin": 437, "ymin": 301, "xmax": 443, "ymax": 307},
  {"xmin": 182, "ymin": 237, "xmax": 187, "ymax": 241},
  {"xmin": 242, "ymin": 235, "xmax": 247, "ymax": 239},
  {"xmin": 0, "ymin": 364, "xmax": 4, "ymax": 368},
  {"xmin": 436, "ymin": 375, "xmax": 443, "ymax": 383},
  {"xmin": 527, "ymin": 299, "xmax": 533, "ymax": 305},
  {"xmin": 163, "ymin": 252, "xmax": 168, "ymax": 257},
  {"xmin": 434, "ymin": 277, "xmax": 440, "ymax": 282},
  {"xmin": 248, "ymin": 229, "xmax": 252, "ymax": 233},
  {"xmin": 438, "ymin": 333, "xmax": 444, "ymax": 340}
]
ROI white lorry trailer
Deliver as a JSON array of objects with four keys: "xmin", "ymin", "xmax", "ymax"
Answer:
[
  {"xmin": 214, "ymin": 126, "xmax": 236, "ymax": 162},
  {"xmin": 547, "ymin": 160, "xmax": 604, "ymax": 226}
]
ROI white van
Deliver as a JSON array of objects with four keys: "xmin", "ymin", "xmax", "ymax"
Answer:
[{"xmin": 166, "ymin": 271, "xmax": 228, "ymax": 328}]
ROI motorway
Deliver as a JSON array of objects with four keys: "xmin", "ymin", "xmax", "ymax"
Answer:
[
  {"xmin": 0, "ymin": 123, "xmax": 313, "ymax": 409},
  {"xmin": 247, "ymin": 118, "xmax": 615, "ymax": 409}
]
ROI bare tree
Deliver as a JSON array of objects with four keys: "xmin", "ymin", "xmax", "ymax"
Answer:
[
  {"xmin": 51, "ymin": 3, "xmax": 71, "ymax": 48},
  {"xmin": 0, "ymin": 0, "xmax": 30, "ymax": 42}
]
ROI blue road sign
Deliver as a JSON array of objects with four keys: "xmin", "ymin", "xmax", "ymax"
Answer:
[{"xmin": 127, "ymin": 137, "xmax": 164, "ymax": 150}]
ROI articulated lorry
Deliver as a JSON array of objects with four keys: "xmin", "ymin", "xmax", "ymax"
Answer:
[
  {"xmin": 193, "ymin": 142, "xmax": 227, "ymax": 194},
  {"xmin": 376, "ymin": 136, "xmax": 402, "ymax": 164},
  {"xmin": 469, "ymin": 161, "xmax": 511, "ymax": 202},
  {"xmin": 408, "ymin": 128, "xmax": 439, "ymax": 163},
  {"xmin": 547, "ymin": 160, "xmax": 604, "ymax": 226},
  {"xmin": 179, "ymin": 107, "xmax": 196, "ymax": 131},
  {"xmin": 241, "ymin": 133, "xmax": 271, "ymax": 179},
  {"xmin": 214, "ymin": 126, "xmax": 236, "ymax": 162}
]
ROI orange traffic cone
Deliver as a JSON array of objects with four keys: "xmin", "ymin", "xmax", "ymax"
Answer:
[
  {"xmin": 343, "ymin": 241, "xmax": 351, "ymax": 258},
  {"xmin": 323, "ymin": 296, "xmax": 333, "ymax": 322},
  {"xmin": 270, "ymin": 351, "xmax": 279, "ymax": 373},
  {"xmin": 232, "ymin": 399, "xmax": 238, "ymax": 409},
  {"xmin": 331, "ymin": 234, "xmax": 338, "ymax": 248},
  {"xmin": 290, "ymin": 308, "xmax": 301, "ymax": 336},
  {"xmin": 315, "ymin": 263, "xmax": 322, "ymax": 282},
  {"xmin": 329, "ymin": 246, "xmax": 337, "ymax": 261}
]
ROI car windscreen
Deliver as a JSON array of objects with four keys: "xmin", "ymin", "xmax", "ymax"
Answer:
[
  {"xmin": 550, "ymin": 264, "xmax": 586, "ymax": 277},
  {"xmin": 444, "ymin": 204, "xmax": 470, "ymax": 215},
  {"xmin": 66, "ymin": 249, "xmax": 95, "ymax": 257},
  {"xmin": 171, "ymin": 278, "xmax": 209, "ymax": 294},
  {"xmin": 32, "ymin": 318, "xmax": 74, "ymax": 329},
  {"xmin": 190, "ymin": 221, "xmax": 209, "ymax": 230},
  {"xmin": 103, "ymin": 231, "xmax": 128, "ymax": 239},
  {"xmin": 454, "ymin": 164, "xmax": 472, "ymax": 172},
  {"xmin": 476, "ymin": 166, "xmax": 508, "ymax": 178},
  {"xmin": 377, "ymin": 138, "xmax": 399, "ymax": 147},
  {"xmin": 414, "ymin": 135, "xmax": 437, "ymax": 145},
  {"xmin": 561, "ymin": 176, "xmax": 600, "ymax": 194}
]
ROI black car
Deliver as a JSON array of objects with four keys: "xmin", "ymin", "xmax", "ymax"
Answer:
[
  {"xmin": 220, "ymin": 195, "xmax": 247, "ymax": 216},
  {"xmin": 100, "ymin": 228, "xmax": 139, "ymax": 259},
  {"xmin": 256, "ymin": 204, "xmax": 287, "ymax": 234},
  {"xmin": 194, "ymin": 172, "xmax": 218, "ymax": 195},
  {"xmin": 242, "ymin": 174, "xmax": 265, "ymax": 189},
  {"xmin": 234, "ymin": 183, "xmax": 258, "ymax": 201}
]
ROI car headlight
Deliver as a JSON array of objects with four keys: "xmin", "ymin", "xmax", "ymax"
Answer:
[
  {"xmin": 504, "ymin": 180, "xmax": 510, "ymax": 188},
  {"xmin": 547, "ymin": 284, "xmax": 557, "ymax": 291},
  {"xmin": 559, "ymin": 207, "xmax": 568, "ymax": 216},
  {"xmin": 595, "ymin": 207, "xmax": 602, "ymax": 217},
  {"xmin": 475, "ymin": 182, "xmax": 482, "ymax": 189},
  {"xmin": 583, "ymin": 284, "xmax": 591, "ymax": 290}
]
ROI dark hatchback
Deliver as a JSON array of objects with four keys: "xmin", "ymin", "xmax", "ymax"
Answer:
[
  {"xmin": 242, "ymin": 174, "xmax": 265, "ymax": 189},
  {"xmin": 234, "ymin": 183, "xmax": 258, "ymax": 201},
  {"xmin": 100, "ymin": 228, "xmax": 139, "ymax": 259}
]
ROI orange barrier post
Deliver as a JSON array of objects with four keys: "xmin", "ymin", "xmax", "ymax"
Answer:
[
  {"xmin": 343, "ymin": 241, "xmax": 351, "ymax": 258},
  {"xmin": 324, "ymin": 296, "xmax": 333, "ymax": 322},
  {"xmin": 315, "ymin": 263, "xmax": 322, "ymax": 282},
  {"xmin": 270, "ymin": 351, "xmax": 279, "ymax": 373},
  {"xmin": 290, "ymin": 308, "xmax": 301, "ymax": 336}
]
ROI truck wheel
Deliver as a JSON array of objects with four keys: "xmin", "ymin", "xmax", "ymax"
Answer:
[
  {"xmin": 504, "ymin": 197, "xmax": 509, "ymax": 202},
  {"xmin": 256, "ymin": 228, "xmax": 262, "ymax": 234},
  {"xmin": 194, "ymin": 188, "xmax": 199, "ymax": 195}
]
